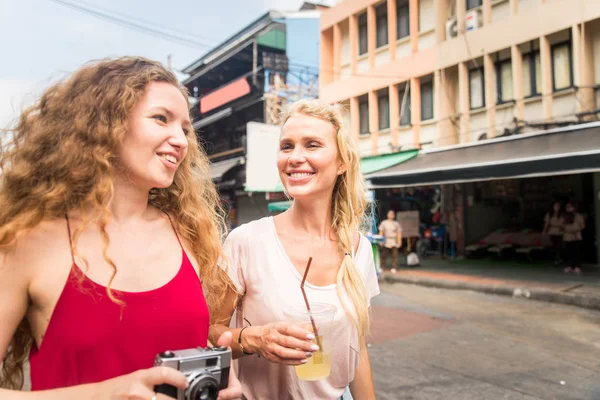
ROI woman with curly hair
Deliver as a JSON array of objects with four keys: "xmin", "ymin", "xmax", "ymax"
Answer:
[
  {"xmin": 0, "ymin": 57, "xmax": 241, "ymax": 399},
  {"xmin": 211, "ymin": 100, "xmax": 379, "ymax": 399}
]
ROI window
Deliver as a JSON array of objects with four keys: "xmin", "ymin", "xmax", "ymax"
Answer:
[
  {"xmin": 358, "ymin": 13, "xmax": 368, "ymax": 56},
  {"xmin": 398, "ymin": 85, "xmax": 411, "ymax": 126},
  {"xmin": 496, "ymin": 60, "xmax": 513, "ymax": 103},
  {"xmin": 420, "ymin": 81, "xmax": 434, "ymax": 121},
  {"xmin": 397, "ymin": 1, "xmax": 410, "ymax": 40},
  {"xmin": 467, "ymin": 0, "xmax": 482, "ymax": 10},
  {"xmin": 359, "ymin": 98, "xmax": 369, "ymax": 135},
  {"xmin": 522, "ymin": 52, "xmax": 541, "ymax": 97},
  {"xmin": 552, "ymin": 42, "xmax": 572, "ymax": 91},
  {"xmin": 378, "ymin": 94, "xmax": 390, "ymax": 130},
  {"xmin": 469, "ymin": 68, "xmax": 485, "ymax": 109},
  {"xmin": 376, "ymin": 3, "xmax": 388, "ymax": 48}
]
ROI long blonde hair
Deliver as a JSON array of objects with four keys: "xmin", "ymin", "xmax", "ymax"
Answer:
[
  {"xmin": 0, "ymin": 57, "xmax": 231, "ymax": 389},
  {"xmin": 281, "ymin": 99, "xmax": 370, "ymax": 343}
]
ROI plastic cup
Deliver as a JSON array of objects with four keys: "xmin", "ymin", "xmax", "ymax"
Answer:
[{"xmin": 286, "ymin": 303, "xmax": 336, "ymax": 381}]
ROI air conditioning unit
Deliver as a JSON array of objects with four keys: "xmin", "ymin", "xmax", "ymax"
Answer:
[
  {"xmin": 445, "ymin": 17, "xmax": 458, "ymax": 39},
  {"xmin": 465, "ymin": 9, "xmax": 483, "ymax": 31}
]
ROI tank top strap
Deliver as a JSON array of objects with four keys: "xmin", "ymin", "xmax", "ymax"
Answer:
[
  {"xmin": 164, "ymin": 213, "xmax": 184, "ymax": 251},
  {"xmin": 65, "ymin": 213, "xmax": 75, "ymax": 265}
]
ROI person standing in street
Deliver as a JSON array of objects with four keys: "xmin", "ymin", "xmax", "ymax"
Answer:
[
  {"xmin": 563, "ymin": 202, "xmax": 585, "ymax": 274},
  {"xmin": 378, "ymin": 210, "xmax": 402, "ymax": 270}
]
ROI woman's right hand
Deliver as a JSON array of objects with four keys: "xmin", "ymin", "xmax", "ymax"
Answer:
[
  {"xmin": 245, "ymin": 323, "xmax": 319, "ymax": 365},
  {"xmin": 97, "ymin": 366, "xmax": 189, "ymax": 400}
]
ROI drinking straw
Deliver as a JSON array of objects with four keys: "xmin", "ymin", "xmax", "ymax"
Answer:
[{"xmin": 300, "ymin": 257, "xmax": 323, "ymax": 351}]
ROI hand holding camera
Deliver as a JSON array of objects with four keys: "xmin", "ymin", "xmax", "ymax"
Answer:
[
  {"xmin": 154, "ymin": 346, "xmax": 231, "ymax": 400},
  {"xmin": 95, "ymin": 366, "xmax": 190, "ymax": 400},
  {"xmin": 91, "ymin": 332, "xmax": 240, "ymax": 400}
]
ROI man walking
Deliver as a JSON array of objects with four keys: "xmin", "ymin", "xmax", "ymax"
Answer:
[{"xmin": 379, "ymin": 210, "xmax": 403, "ymax": 270}]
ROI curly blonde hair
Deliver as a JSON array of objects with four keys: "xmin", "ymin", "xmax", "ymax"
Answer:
[
  {"xmin": 281, "ymin": 99, "xmax": 370, "ymax": 343},
  {"xmin": 0, "ymin": 57, "xmax": 231, "ymax": 389}
]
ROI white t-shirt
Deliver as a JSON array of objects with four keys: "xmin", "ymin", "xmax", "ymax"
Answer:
[
  {"xmin": 378, "ymin": 219, "xmax": 402, "ymax": 248},
  {"xmin": 222, "ymin": 217, "xmax": 380, "ymax": 400}
]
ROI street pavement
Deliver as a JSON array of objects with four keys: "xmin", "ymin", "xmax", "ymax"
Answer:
[
  {"xmin": 381, "ymin": 258, "xmax": 600, "ymax": 311},
  {"xmin": 369, "ymin": 282, "xmax": 600, "ymax": 400}
]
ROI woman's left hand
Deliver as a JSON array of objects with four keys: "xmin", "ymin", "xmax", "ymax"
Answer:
[{"xmin": 215, "ymin": 331, "xmax": 243, "ymax": 400}]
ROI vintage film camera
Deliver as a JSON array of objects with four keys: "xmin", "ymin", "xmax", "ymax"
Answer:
[{"xmin": 153, "ymin": 346, "xmax": 231, "ymax": 400}]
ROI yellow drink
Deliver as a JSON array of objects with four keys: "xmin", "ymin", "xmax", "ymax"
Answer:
[{"xmin": 295, "ymin": 352, "xmax": 331, "ymax": 381}]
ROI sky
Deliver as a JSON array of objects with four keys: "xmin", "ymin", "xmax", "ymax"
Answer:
[{"xmin": 0, "ymin": 0, "xmax": 335, "ymax": 128}]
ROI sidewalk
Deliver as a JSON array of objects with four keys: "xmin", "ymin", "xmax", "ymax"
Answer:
[{"xmin": 380, "ymin": 257, "xmax": 600, "ymax": 311}]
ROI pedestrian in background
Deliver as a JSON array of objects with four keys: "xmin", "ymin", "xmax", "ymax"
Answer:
[
  {"xmin": 211, "ymin": 99, "xmax": 379, "ymax": 400},
  {"xmin": 563, "ymin": 201, "xmax": 585, "ymax": 274},
  {"xmin": 543, "ymin": 201, "xmax": 564, "ymax": 265},
  {"xmin": 0, "ymin": 57, "xmax": 241, "ymax": 399},
  {"xmin": 378, "ymin": 210, "xmax": 403, "ymax": 270}
]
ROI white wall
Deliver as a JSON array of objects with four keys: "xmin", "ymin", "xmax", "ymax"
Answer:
[
  {"xmin": 376, "ymin": 133, "xmax": 393, "ymax": 154},
  {"xmin": 496, "ymin": 104, "xmax": 515, "ymax": 132},
  {"xmin": 340, "ymin": 20, "xmax": 351, "ymax": 67},
  {"xmin": 396, "ymin": 39, "xmax": 411, "ymax": 59},
  {"xmin": 375, "ymin": 47, "xmax": 390, "ymax": 67},
  {"xmin": 357, "ymin": 57, "xmax": 369, "ymax": 72},
  {"xmin": 469, "ymin": 110, "xmax": 488, "ymax": 141},
  {"xmin": 398, "ymin": 127, "xmax": 414, "ymax": 149},
  {"xmin": 492, "ymin": 0, "xmax": 511, "ymax": 25},
  {"xmin": 591, "ymin": 21, "xmax": 600, "ymax": 84},
  {"xmin": 419, "ymin": 123, "xmax": 436, "ymax": 147},
  {"xmin": 518, "ymin": 0, "xmax": 537, "ymax": 13},
  {"xmin": 552, "ymin": 92, "xmax": 576, "ymax": 119},
  {"xmin": 358, "ymin": 135, "xmax": 373, "ymax": 156},
  {"xmin": 523, "ymin": 98, "xmax": 543, "ymax": 122},
  {"xmin": 419, "ymin": 30, "xmax": 436, "ymax": 50},
  {"xmin": 341, "ymin": 65, "xmax": 351, "ymax": 80},
  {"xmin": 419, "ymin": 0, "xmax": 435, "ymax": 32}
]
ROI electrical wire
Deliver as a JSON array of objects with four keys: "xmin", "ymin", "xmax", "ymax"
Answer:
[{"xmin": 47, "ymin": 0, "xmax": 216, "ymax": 49}]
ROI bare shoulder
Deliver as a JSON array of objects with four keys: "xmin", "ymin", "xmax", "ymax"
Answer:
[{"xmin": 2, "ymin": 218, "xmax": 70, "ymax": 278}]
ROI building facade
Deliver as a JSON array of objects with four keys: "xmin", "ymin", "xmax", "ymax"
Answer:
[
  {"xmin": 320, "ymin": 0, "xmax": 600, "ymax": 264},
  {"xmin": 320, "ymin": 0, "xmax": 600, "ymax": 153}
]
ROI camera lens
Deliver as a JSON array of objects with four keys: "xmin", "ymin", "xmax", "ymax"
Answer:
[{"xmin": 186, "ymin": 373, "xmax": 219, "ymax": 400}]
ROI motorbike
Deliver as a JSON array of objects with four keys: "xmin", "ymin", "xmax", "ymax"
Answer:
[{"xmin": 416, "ymin": 224, "xmax": 447, "ymax": 258}]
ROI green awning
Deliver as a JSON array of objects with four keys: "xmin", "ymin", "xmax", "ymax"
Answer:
[
  {"xmin": 360, "ymin": 150, "xmax": 418, "ymax": 175},
  {"xmin": 268, "ymin": 200, "xmax": 292, "ymax": 212},
  {"xmin": 245, "ymin": 181, "xmax": 284, "ymax": 193}
]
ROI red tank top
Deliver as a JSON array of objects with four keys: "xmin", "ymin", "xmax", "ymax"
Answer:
[{"xmin": 29, "ymin": 218, "xmax": 210, "ymax": 390}]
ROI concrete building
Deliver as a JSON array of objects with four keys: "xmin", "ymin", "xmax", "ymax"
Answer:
[
  {"xmin": 319, "ymin": 0, "xmax": 600, "ymax": 264},
  {"xmin": 320, "ymin": 0, "xmax": 600, "ymax": 153}
]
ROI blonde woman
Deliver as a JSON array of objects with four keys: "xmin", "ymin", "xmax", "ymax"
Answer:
[
  {"xmin": 0, "ymin": 57, "xmax": 241, "ymax": 399},
  {"xmin": 211, "ymin": 100, "xmax": 379, "ymax": 399}
]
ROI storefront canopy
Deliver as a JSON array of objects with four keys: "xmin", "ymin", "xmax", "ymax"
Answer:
[
  {"xmin": 360, "ymin": 150, "xmax": 419, "ymax": 175},
  {"xmin": 367, "ymin": 122, "xmax": 600, "ymax": 188},
  {"xmin": 210, "ymin": 156, "xmax": 244, "ymax": 181}
]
